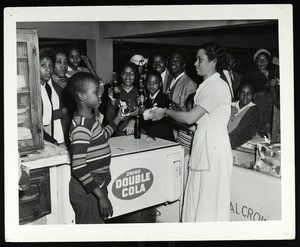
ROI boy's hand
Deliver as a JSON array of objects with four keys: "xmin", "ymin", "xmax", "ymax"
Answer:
[
  {"xmin": 92, "ymin": 187, "xmax": 113, "ymax": 220},
  {"xmin": 62, "ymin": 107, "xmax": 69, "ymax": 115},
  {"xmin": 98, "ymin": 195, "xmax": 113, "ymax": 220},
  {"xmin": 117, "ymin": 107, "xmax": 127, "ymax": 121},
  {"xmin": 108, "ymin": 88, "xmax": 116, "ymax": 103},
  {"xmin": 125, "ymin": 119, "xmax": 135, "ymax": 135},
  {"xmin": 81, "ymin": 55, "xmax": 93, "ymax": 69},
  {"xmin": 129, "ymin": 107, "xmax": 139, "ymax": 117}
]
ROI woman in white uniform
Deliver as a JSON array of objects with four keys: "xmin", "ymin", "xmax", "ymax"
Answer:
[{"xmin": 151, "ymin": 42, "xmax": 232, "ymax": 222}]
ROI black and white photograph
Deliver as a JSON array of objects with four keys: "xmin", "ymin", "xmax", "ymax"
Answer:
[{"xmin": 4, "ymin": 5, "xmax": 294, "ymax": 242}]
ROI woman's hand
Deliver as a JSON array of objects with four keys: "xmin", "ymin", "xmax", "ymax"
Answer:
[
  {"xmin": 97, "ymin": 195, "xmax": 113, "ymax": 220},
  {"xmin": 125, "ymin": 119, "xmax": 136, "ymax": 135},
  {"xmin": 150, "ymin": 107, "xmax": 166, "ymax": 121}
]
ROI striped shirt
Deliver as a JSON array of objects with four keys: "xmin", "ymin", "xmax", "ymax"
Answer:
[
  {"xmin": 177, "ymin": 128, "xmax": 194, "ymax": 155},
  {"xmin": 69, "ymin": 113, "xmax": 117, "ymax": 193}
]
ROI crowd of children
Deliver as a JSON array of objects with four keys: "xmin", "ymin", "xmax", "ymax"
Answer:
[{"xmin": 37, "ymin": 44, "xmax": 279, "ymax": 223}]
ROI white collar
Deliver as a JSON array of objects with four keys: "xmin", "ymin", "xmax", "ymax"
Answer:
[
  {"xmin": 149, "ymin": 90, "xmax": 160, "ymax": 100},
  {"xmin": 201, "ymin": 72, "xmax": 220, "ymax": 87},
  {"xmin": 232, "ymin": 100, "xmax": 256, "ymax": 115},
  {"xmin": 122, "ymin": 85, "xmax": 133, "ymax": 93},
  {"xmin": 169, "ymin": 72, "xmax": 185, "ymax": 90},
  {"xmin": 173, "ymin": 72, "xmax": 185, "ymax": 82},
  {"xmin": 161, "ymin": 69, "xmax": 167, "ymax": 81},
  {"xmin": 68, "ymin": 66, "xmax": 81, "ymax": 72}
]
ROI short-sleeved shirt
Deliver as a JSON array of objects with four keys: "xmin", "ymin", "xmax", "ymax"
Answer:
[
  {"xmin": 189, "ymin": 72, "xmax": 231, "ymax": 171},
  {"xmin": 194, "ymin": 73, "xmax": 231, "ymax": 129}
]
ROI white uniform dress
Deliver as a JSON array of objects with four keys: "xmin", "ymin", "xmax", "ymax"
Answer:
[{"xmin": 182, "ymin": 72, "xmax": 233, "ymax": 222}]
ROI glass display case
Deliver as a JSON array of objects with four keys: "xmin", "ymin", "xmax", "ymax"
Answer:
[{"xmin": 17, "ymin": 29, "xmax": 43, "ymax": 153}]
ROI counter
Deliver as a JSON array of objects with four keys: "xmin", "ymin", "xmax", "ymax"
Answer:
[
  {"xmin": 230, "ymin": 142, "xmax": 281, "ymax": 221},
  {"xmin": 21, "ymin": 135, "xmax": 184, "ymax": 224},
  {"xmin": 20, "ymin": 142, "xmax": 71, "ymax": 225},
  {"xmin": 20, "ymin": 136, "xmax": 281, "ymax": 224},
  {"xmin": 107, "ymin": 135, "xmax": 184, "ymax": 221}
]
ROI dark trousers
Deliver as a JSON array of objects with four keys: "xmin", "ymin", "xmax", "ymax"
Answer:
[{"xmin": 69, "ymin": 177, "xmax": 107, "ymax": 224}]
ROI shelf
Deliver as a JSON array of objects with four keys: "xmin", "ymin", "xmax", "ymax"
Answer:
[{"xmin": 17, "ymin": 89, "xmax": 30, "ymax": 94}]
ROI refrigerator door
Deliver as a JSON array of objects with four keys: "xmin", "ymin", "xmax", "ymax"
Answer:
[{"xmin": 107, "ymin": 145, "xmax": 184, "ymax": 218}]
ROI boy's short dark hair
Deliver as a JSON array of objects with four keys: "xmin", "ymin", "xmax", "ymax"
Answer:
[
  {"xmin": 150, "ymin": 52, "xmax": 167, "ymax": 63},
  {"xmin": 67, "ymin": 72, "xmax": 98, "ymax": 101},
  {"xmin": 238, "ymin": 83, "xmax": 255, "ymax": 93},
  {"xmin": 39, "ymin": 47, "xmax": 56, "ymax": 63},
  {"xmin": 67, "ymin": 44, "xmax": 82, "ymax": 57},
  {"xmin": 168, "ymin": 48, "xmax": 189, "ymax": 65},
  {"xmin": 146, "ymin": 70, "xmax": 162, "ymax": 82}
]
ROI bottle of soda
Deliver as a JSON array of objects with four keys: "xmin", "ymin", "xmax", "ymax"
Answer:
[
  {"xmin": 112, "ymin": 72, "xmax": 120, "ymax": 99},
  {"xmin": 141, "ymin": 63, "xmax": 148, "ymax": 83},
  {"xmin": 134, "ymin": 115, "xmax": 141, "ymax": 139},
  {"xmin": 138, "ymin": 78, "xmax": 146, "ymax": 108}
]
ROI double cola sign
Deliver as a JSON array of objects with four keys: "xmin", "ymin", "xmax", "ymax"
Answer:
[{"xmin": 112, "ymin": 168, "xmax": 154, "ymax": 200}]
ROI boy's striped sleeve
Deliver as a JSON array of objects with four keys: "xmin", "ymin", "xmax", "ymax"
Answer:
[{"xmin": 70, "ymin": 125, "xmax": 99, "ymax": 193}]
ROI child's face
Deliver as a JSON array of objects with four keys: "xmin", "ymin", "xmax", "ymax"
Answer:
[
  {"xmin": 68, "ymin": 49, "xmax": 82, "ymax": 70},
  {"xmin": 146, "ymin": 75, "xmax": 161, "ymax": 95},
  {"xmin": 84, "ymin": 80, "xmax": 102, "ymax": 109},
  {"xmin": 238, "ymin": 85, "xmax": 254, "ymax": 108},
  {"xmin": 40, "ymin": 57, "xmax": 53, "ymax": 84},
  {"xmin": 120, "ymin": 66, "xmax": 135, "ymax": 86},
  {"xmin": 54, "ymin": 52, "xmax": 68, "ymax": 77}
]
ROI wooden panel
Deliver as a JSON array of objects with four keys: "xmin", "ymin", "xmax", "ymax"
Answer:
[
  {"xmin": 253, "ymin": 92, "xmax": 274, "ymax": 134},
  {"xmin": 271, "ymin": 105, "xmax": 280, "ymax": 143},
  {"xmin": 17, "ymin": 29, "xmax": 44, "ymax": 153},
  {"xmin": 19, "ymin": 167, "xmax": 51, "ymax": 224}
]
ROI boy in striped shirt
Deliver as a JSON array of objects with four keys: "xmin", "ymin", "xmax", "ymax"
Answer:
[{"xmin": 67, "ymin": 72, "xmax": 125, "ymax": 224}]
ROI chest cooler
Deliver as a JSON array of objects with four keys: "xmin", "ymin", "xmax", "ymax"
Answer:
[{"xmin": 107, "ymin": 135, "xmax": 184, "ymax": 220}]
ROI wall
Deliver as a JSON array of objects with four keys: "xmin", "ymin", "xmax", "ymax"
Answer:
[
  {"xmin": 17, "ymin": 22, "xmax": 96, "ymax": 40},
  {"xmin": 16, "ymin": 20, "xmax": 278, "ymax": 83},
  {"xmin": 98, "ymin": 20, "xmax": 272, "ymax": 38},
  {"xmin": 120, "ymin": 32, "xmax": 278, "ymax": 49},
  {"xmin": 16, "ymin": 22, "xmax": 113, "ymax": 82}
]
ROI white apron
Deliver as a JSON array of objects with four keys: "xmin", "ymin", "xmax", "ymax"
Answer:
[{"xmin": 181, "ymin": 73, "xmax": 233, "ymax": 222}]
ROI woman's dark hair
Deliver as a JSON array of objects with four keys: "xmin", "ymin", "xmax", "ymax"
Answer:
[
  {"xmin": 39, "ymin": 47, "xmax": 56, "ymax": 63},
  {"xmin": 119, "ymin": 61, "xmax": 138, "ymax": 78},
  {"xmin": 145, "ymin": 70, "xmax": 162, "ymax": 82},
  {"xmin": 54, "ymin": 47, "xmax": 67, "ymax": 56},
  {"xmin": 198, "ymin": 42, "xmax": 227, "ymax": 72}
]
